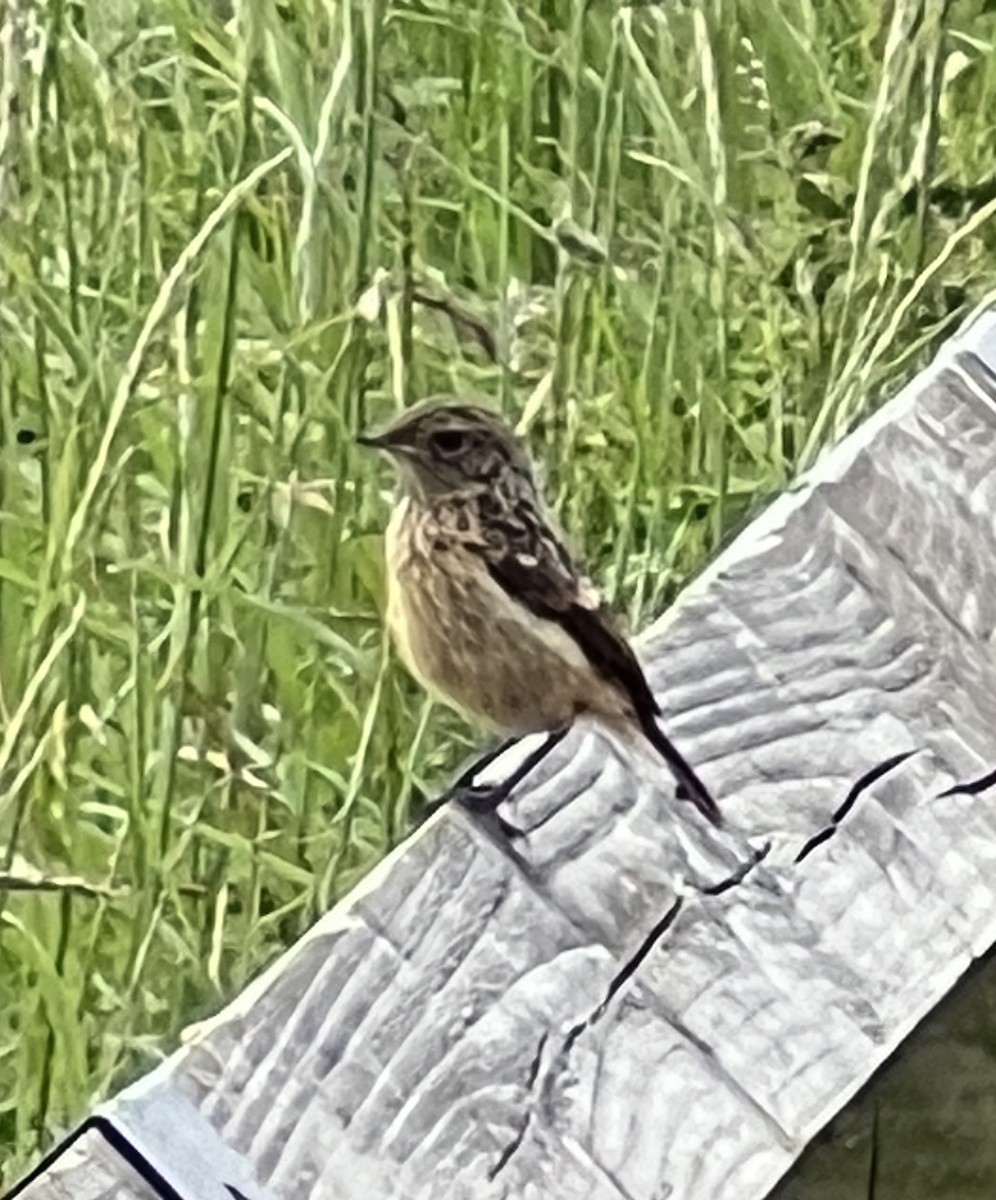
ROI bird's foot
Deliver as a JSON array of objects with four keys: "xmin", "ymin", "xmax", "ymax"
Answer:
[
  {"xmin": 426, "ymin": 729, "xmax": 569, "ymax": 838},
  {"xmin": 450, "ymin": 782, "xmax": 523, "ymax": 839},
  {"xmin": 452, "ymin": 779, "xmax": 510, "ymax": 811}
]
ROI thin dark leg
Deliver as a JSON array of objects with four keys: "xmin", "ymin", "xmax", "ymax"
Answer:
[
  {"xmin": 424, "ymin": 728, "xmax": 569, "ymax": 838},
  {"xmin": 453, "ymin": 728, "xmax": 569, "ymax": 817},
  {"xmin": 420, "ymin": 736, "xmax": 519, "ymax": 822}
]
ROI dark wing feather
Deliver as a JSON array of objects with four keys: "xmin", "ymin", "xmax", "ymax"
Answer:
[
  {"xmin": 466, "ymin": 500, "xmax": 662, "ymax": 722},
  {"xmin": 461, "ymin": 495, "xmax": 722, "ymax": 827}
]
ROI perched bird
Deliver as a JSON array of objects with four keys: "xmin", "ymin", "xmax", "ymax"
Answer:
[{"xmin": 357, "ymin": 396, "xmax": 722, "ymax": 827}]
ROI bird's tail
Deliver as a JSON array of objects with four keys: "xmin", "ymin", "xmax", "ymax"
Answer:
[{"xmin": 635, "ymin": 711, "xmax": 723, "ymax": 828}]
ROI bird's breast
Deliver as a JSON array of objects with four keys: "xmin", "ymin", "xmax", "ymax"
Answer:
[
  {"xmin": 385, "ymin": 501, "xmax": 466, "ymax": 670},
  {"xmin": 381, "ymin": 499, "xmax": 617, "ymax": 734}
]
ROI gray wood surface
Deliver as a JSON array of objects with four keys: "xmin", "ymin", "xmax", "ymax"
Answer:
[
  {"xmin": 11, "ymin": 1129, "xmax": 157, "ymax": 1200},
  {"xmin": 14, "ymin": 311, "xmax": 996, "ymax": 1199}
]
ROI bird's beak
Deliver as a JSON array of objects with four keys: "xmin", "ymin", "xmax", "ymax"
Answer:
[
  {"xmin": 356, "ymin": 430, "xmax": 387, "ymax": 450},
  {"xmin": 357, "ymin": 425, "xmax": 415, "ymax": 456}
]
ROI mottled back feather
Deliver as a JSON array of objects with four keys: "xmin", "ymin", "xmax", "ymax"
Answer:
[{"xmin": 453, "ymin": 489, "xmax": 664, "ymax": 724}]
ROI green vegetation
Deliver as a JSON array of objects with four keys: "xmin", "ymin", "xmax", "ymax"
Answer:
[{"xmin": 1, "ymin": 0, "xmax": 995, "ymax": 1180}]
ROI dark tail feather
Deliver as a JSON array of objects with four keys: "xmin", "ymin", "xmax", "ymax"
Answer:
[{"xmin": 637, "ymin": 712, "xmax": 723, "ymax": 828}]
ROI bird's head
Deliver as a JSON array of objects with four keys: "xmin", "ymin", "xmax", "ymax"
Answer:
[{"xmin": 357, "ymin": 396, "xmax": 537, "ymax": 499}]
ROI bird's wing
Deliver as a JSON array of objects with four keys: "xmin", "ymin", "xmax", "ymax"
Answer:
[{"xmin": 464, "ymin": 498, "xmax": 662, "ymax": 721}]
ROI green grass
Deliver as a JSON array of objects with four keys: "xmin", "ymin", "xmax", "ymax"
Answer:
[{"xmin": 2, "ymin": 0, "xmax": 996, "ymax": 1181}]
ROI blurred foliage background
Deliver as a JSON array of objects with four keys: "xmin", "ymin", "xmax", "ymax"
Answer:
[{"xmin": 2, "ymin": 0, "xmax": 996, "ymax": 1182}]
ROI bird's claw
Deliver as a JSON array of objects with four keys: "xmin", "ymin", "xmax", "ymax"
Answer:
[
  {"xmin": 450, "ymin": 783, "xmax": 523, "ymax": 839},
  {"xmin": 452, "ymin": 780, "xmax": 508, "ymax": 810}
]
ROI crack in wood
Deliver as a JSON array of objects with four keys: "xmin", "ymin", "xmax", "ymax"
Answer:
[
  {"xmin": 485, "ymin": 744, "xmax": 946, "ymax": 1179},
  {"xmin": 489, "ymin": 845, "xmax": 771, "ymax": 1179},
  {"xmin": 702, "ymin": 841, "xmax": 773, "ymax": 896},
  {"xmin": 937, "ymin": 764, "xmax": 996, "ymax": 798},
  {"xmin": 487, "ymin": 1034, "xmax": 549, "ymax": 1181},
  {"xmin": 794, "ymin": 751, "xmax": 918, "ymax": 863},
  {"xmin": 434, "ymin": 721, "xmax": 968, "ymax": 1183},
  {"xmin": 91, "ymin": 1118, "xmax": 189, "ymax": 1200},
  {"xmin": 569, "ymin": 897, "xmax": 685, "ymax": 1051}
]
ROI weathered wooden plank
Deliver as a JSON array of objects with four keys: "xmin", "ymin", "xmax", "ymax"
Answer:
[
  {"xmin": 100, "ymin": 1087, "xmax": 278, "ymax": 1200},
  {"xmin": 171, "ymin": 816, "xmax": 792, "ymax": 1199},
  {"xmin": 9, "ymin": 1129, "xmax": 157, "ymax": 1200},
  {"xmin": 13, "ymin": 313, "xmax": 996, "ymax": 1199},
  {"xmin": 135, "ymin": 318, "xmax": 996, "ymax": 1197},
  {"xmin": 474, "ymin": 352, "xmax": 996, "ymax": 1161},
  {"xmin": 6, "ymin": 1089, "xmax": 281, "ymax": 1200}
]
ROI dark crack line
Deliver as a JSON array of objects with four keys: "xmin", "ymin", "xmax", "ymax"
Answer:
[
  {"xmin": 524, "ymin": 1031, "xmax": 549, "ymax": 1089},
  {"xmin": 795, "ymin": 750, "xmax": 918, "ymax": 863},
  {"xmin": 485, "ymin": 750, "xmax": 921, "ymax": 1179},
  {"xmin": 937, "ymin": 764, "xmax": 996, "ymax": 798},
  {"xmin": 488, "ymin": 1124, "xmax": 527, "ymax": 1183},
  {"xmin": 833, "ymin": 751, "xmax": 918, "ymax": 823},
  {"xmin": 488, "ymin": 842, "xmax": 772, "ymax": 1179},
  {"xmin": 569, "ymin": 896, "xmax": 685, "ymax": 1052},
  {"xmin": 702, "ymin": 840, "xmax": 772, "ymax": 895},
  {"xmin": 573, "ymin": 843, "xmax": 771, "ymax": 1047},
  {"xmin": 89, "ymin": 1119, "xmax": 188, "ymax": 1200},
  {"xmin": 488, "ymin": 1034, "xmax": 549, "ymax": 1181}
]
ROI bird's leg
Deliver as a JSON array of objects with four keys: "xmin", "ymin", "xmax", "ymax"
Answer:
[
  {"xmin": 422, "ymin": 730, "xmax": 568, "ymax": 840},
  {"xmin": 420, "ymin": 736, "xmax": 519, "ymax": 823},
  {"xmin": 453, "ymin": 728, "xmax": 568, "ymax": 817}
]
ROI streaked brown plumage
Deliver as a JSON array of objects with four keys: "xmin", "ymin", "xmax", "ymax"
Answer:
[{"xmin": 358, "ymin": 396, "xmax": 721, "ymax": 827}]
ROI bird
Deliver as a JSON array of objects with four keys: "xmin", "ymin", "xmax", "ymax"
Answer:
[{"xmin": 356, "ymin": 395, "xmax": 722, "ymax": 828}]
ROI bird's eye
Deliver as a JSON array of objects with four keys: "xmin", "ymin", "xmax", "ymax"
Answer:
[{"xmin": 429, "ymin": 429, "xmax": 467, "ymax": 456}]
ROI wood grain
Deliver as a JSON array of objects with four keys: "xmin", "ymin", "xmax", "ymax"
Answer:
[
  {"xmin": 9, "ymin": 1129, "xmax": 157, "ymax": 1200},
  {"xmin": 17, "ymin": 316, "xmax": 996, "ymax": 1199},
  {"xmin": 165, "ymin": 329, "xmax": 996, "ymax": 1198}
]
